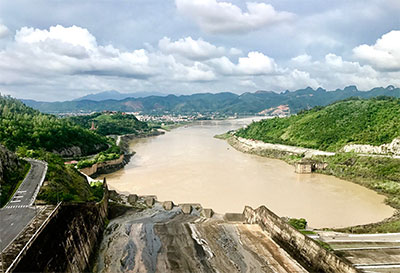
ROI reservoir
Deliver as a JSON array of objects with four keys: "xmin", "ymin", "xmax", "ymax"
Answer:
[{"xmin": 102, "ymin": 118, "xmax": 395, "ymax": 228}]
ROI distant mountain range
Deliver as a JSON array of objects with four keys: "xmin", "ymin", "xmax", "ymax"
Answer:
[
  {"xmin": 22, "ymin": 85, "xmax": 400, "ymax": 115},
  {"xmin": 74, "ymin": 90, "xmax": 167, "ymax": 101}
]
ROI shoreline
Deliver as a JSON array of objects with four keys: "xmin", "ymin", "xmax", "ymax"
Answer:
[
  {"xmin": 223, "ymin": 134, "xmax": 400, "ymax": 233},
  {"xmin": 82, "ymin": 129, "xmax": 165, "ymax": 178}
]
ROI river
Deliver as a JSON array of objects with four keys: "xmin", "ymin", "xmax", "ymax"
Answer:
[{"xmin": 101, "ymin": 118, "xmax": 395, "ymax": 228}]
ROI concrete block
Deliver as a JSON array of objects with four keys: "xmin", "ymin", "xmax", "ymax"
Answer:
[
  {"xmin": 128, "ymin": 194, "xmax": 138, "ymax": 205},
  {"xmin": 201, "ymin": 208, "xmax": 214, "ymax": 218},
  {"xmin": 180, "ymin": 204, "xmax": 192, "ymax": 214},
  {"xmin": 224, "ymin": 213, "xmax": 245, "ymax": 222},
  {"xmin": 145, "ymin": 196, "xmax": 155, "ymax": 207},
  {"xmin": 163, "ymin": 201, "xmax": 174, "ymax": 210}
]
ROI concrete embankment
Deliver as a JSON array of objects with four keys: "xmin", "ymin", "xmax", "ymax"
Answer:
[
  {"xmin": 3, "ymin": 181, "xmax": 109, "ymax": 273},
  {"xmin": 228, "ymin": 136, "xmax": 335, "ymax": 158},
  {"xmin": 244, "ymin": 205, "xmax": 361, "ymax": 273}
]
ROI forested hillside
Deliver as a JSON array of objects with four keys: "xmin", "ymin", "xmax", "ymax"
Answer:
[
  {"xmin": 67, "ymin": 112, "xmax": 149, "ymax": 136},
  {"xmin": 23, "ymin": 85, "xmax": 400, "ymax": 114},
  {"xmin": 0, "ymin": 95, "xmax": 108, "ymax": 156},
  {"xmin": 0, "ymin": 144, "xmax": 30, "ymax": 206},
  {"xmin": 236, "ymin": 97, "xmax": 400, "ymax": 151}
]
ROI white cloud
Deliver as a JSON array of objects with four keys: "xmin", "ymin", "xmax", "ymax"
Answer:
[
  {"xmin": 16, "ymin": 25, "xmax": 97, "ymax": 50},
  {"xmin": 353, "ymin": 30, "xmax": 400, "ymax": 71},
  {"xmin": 158, "ymin": 36, "xmax": 225, "ymax": 60},
  {"xmin": 0, "ymin": 25, "xmax": 155, "ymax": 82},
  {"xmin": 0, "ymin": 24, "xmax": 9, "ymax": 38},
  {"xmin": 172, "ymin": 61, "xmax": 216, "ymax": 81},
  {"xmin": 212, "ymin": 52, "xmax": 278, "ymax": 75},
  {"xmin": 175, "ymin": 0, "xmax": 294, "ymax": 34},
  {"xmin": 291, "ymin": 54, "xmax": 312, "ymax": 64}
]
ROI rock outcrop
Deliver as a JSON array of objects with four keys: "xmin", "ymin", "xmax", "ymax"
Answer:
[{"xmin": 343, "ymin": 138, "xmax": 400, "ymax": 156}]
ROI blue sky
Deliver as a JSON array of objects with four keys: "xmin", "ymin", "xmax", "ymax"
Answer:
[{"xmin": 0, "ymin": 0, "xmax": 399, "ymax": 101}]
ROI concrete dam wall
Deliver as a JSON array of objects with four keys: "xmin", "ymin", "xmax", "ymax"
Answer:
[
  {"xmin": 12, "ymin": 182, "xmax": 108, "ymax": 273},
  {"xmin": 243, "ymin": 205, "xmax": 360, "ymax": 273}
]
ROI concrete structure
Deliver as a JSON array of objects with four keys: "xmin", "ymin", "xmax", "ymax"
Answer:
[
  {"xmin": 201, "ymin": 208, "xmax": 214, "ymax": 218},
  {"xmin": 0, "ymin": 159, "xmax": 47, "ymax": 253},
  {"xmin": 180, "ymin": 204, "xmax": 193, "ymax": 214},
  {"xmin": 80, "ymin": 155, "xmax": 124, "ymax": 177},
  {"xmin": 162, "ymin": 201, "xmax": 174, "ymax": 210},
  {"xmin": 145, "ymin": 196, "xmax": 156, "ymax": 207},
  {"xmin": 244, "ymin": 205, "xmax": 360, "ymax": 273},
  {"xmin": 295, "ymin": 162, "xmax": 313, "ymax": 174},
  {"xmin": 127, "ymin": 194, "xmax": 138, "ymax": 205},
  {"xmin": 2, "ymin": 181, "xmax": 109, "ymax": 273}
]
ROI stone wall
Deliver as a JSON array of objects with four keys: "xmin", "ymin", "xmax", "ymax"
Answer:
[
  {"xmin": 243, "ymin": 205, "xmax": 360, "ymax": 273},
  {"xmin": 80, "ymin": 155, "xmax": 124, "ymax": 176},
  {"xmin": 12, "ymin": 181, "xmax": 109, "ymax": 273}
]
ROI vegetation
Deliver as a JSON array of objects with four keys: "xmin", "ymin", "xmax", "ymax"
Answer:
[
  {"xmin": 230, "ymin": 97, "xmax": 400, "ymax": 233},
  {"xmin": 76, "ymin": 143, "xmax": 122, "ymax": 169},
  {"xmin": 314, "ymin": 153, "xmax": 400, "ymax": 209},
  {"xmin": 0, "ymin": 95, "xmax": 108, "ymax": 155},
  {"xmin": 23, "ymin": 85, "xmax": 400, "ymax": 115},
  {"xmin": 67, "ymin": 112, "xmax": 149, "ymax": 136},
  {"xmin": 236, "ymin": 97, "xmax": 400, "ymax": 151},
  {"xmin": 335, "ymin": 218, "xmax": 400, "ymax": 234},
  {"xmin": 17, "ymin": 149, "xmax": 103, "ymax": 204},
  {"xmin": 0, "ymin": 146, "xmax": 31, "ymax": 207},
  {"xmin": 288, "ymin": 218, "xmax": 308, "ymax": 230}
]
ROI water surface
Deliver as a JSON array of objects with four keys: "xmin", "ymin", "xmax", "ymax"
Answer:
[{"xmin": 102, "ymin": 118, "xmax": 394, "ymax": 228}]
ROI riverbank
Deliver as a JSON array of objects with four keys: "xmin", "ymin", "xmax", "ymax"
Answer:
[
  {"xmin": 79, "ymin": 129, "xmax": 165, "ymax": 178},
  {"xmin": 223, "ymin": 134, "xmax": 400, "ymax": 233}
]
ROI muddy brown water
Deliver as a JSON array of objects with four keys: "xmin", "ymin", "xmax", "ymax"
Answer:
[{"xmin": 101, "ymin": 118, "xmax": 395, "ymax": 228}]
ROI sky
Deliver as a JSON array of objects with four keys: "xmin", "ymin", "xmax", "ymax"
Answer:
[{"xmin": 0, "ymin": 0, "xmax": 399, "ymax": 101}]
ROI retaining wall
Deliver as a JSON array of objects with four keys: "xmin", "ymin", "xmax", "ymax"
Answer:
[
  {"xmin": 243, "ymin": 205, "xmax": 360, "ymax": 273},
  {"xmin": 80, "ymin": 155, "xmax": 124, "ymax": 176},
  {"xmin": 11, "ymin": 181, "xmax": 109, "ymax": 273}
]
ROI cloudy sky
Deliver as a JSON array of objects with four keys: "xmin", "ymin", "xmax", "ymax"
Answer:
[{"xmin": 0, "ymin": 0, "xmax": 399, "ymax": 101}]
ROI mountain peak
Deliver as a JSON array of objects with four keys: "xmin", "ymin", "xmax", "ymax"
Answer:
[
  {"xmin": 343, "ymin": 85, "xmax": 358, "ymax": 92},
  {"xmin": 74, "ymin": 90, "xmax": 167, "ymax": 101}
]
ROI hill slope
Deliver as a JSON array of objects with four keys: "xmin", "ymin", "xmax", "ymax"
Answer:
[
  {"xmin": 67, "ymin": 112, "xmax": 150, "ymax": 136},
  {"xmin": 22, "ymin": 85, "xmax": 400, "ymax": 114},
  {"xmin": 0, "ymin": 144, "xmax": 30, "ymax": 206},
  {"xmin": 74, "ymin": 90, "xmax": 167, "ymax": 101},
  {"xmin": 0, "ymin": 95, "xmax": 108, "ymax": 156},
  {"xmin": 236, "ymin": 97, "xmax": 400, "ymax": 152}
]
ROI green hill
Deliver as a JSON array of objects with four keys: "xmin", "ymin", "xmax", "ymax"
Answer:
[
  {"xmin": 22, "ymin": 85, "xmax": 400, "ymax": 115},
  {"xmin": 0, "ymin": 144, "xmax": 30, "ymax": 207},
  {"xmin": 0, "ymin": 95, "xmax": 108, "ymax": 156},
  {"xmin": 236, "ymin": 97, "xmax": 400, "ymax": 152},
  {"xmin": 67, "ymin": 112, "xmax": 149, "ymax": 136}
]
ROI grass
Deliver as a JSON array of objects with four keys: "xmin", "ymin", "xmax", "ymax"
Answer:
[{"xmin": 335, "ymin": 218, "xmax": 400, "ymax": 234}]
